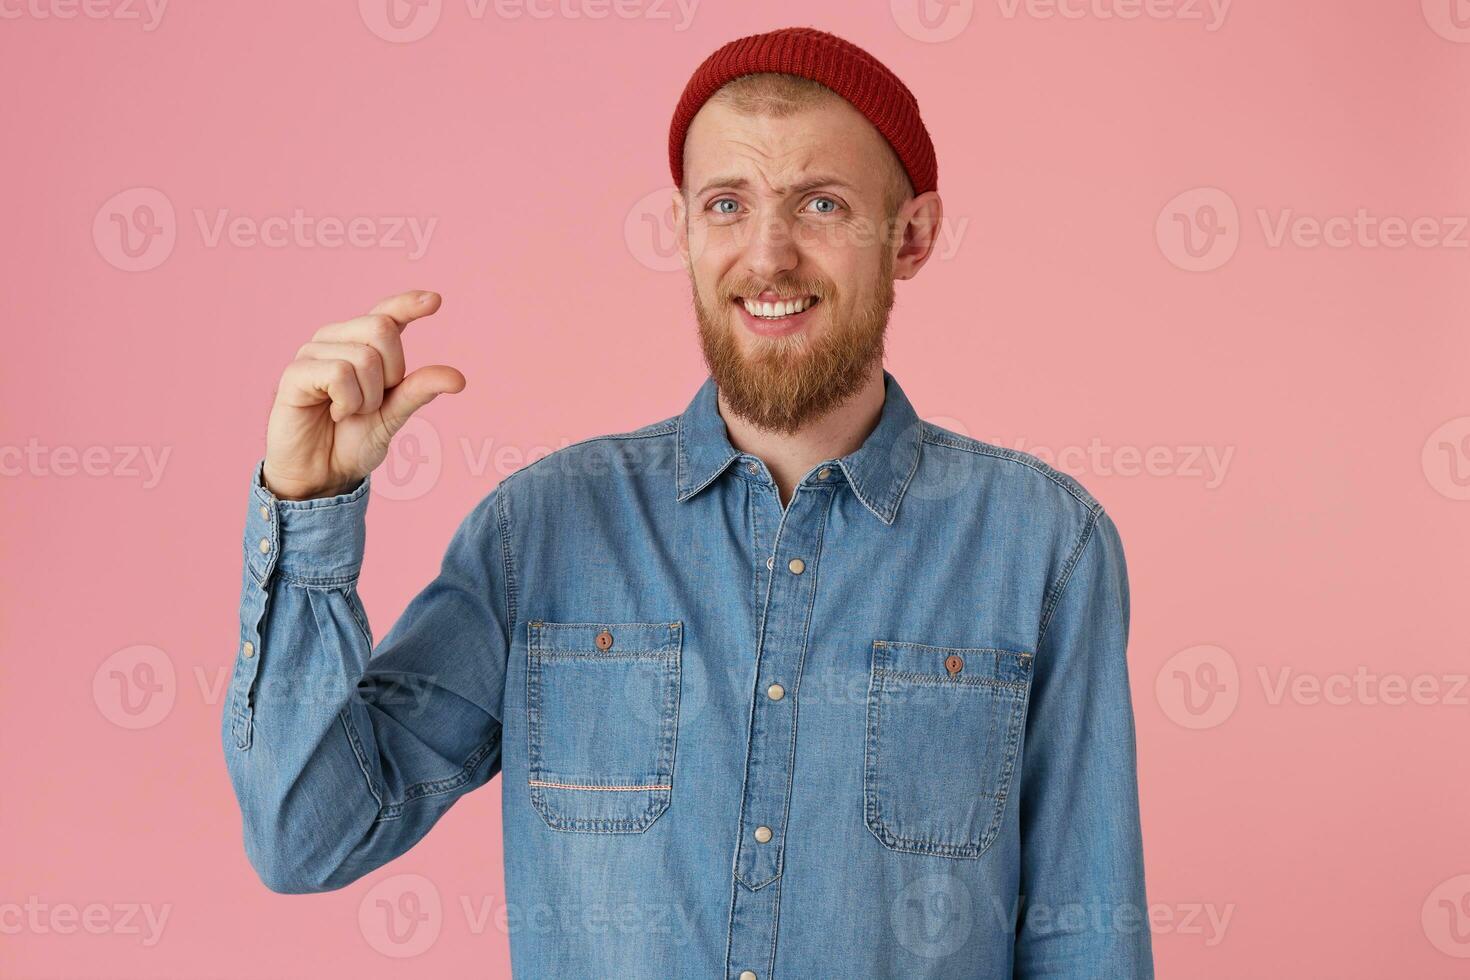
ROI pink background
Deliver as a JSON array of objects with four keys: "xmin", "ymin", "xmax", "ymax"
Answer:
[{"xmin": 3, "ymin": 1, "xmax": 1469, "ymax": 976}]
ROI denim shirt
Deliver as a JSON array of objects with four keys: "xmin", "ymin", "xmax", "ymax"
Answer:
[{"xmin": 223, "ymin": 369, "xmax": 1153, "ymax": 979}]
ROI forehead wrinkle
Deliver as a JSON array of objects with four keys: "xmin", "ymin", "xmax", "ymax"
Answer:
[
  {"xmin": 685, "ymin": 104, "xmax": 893, "ymax": 207},
  {"xmin": 700, "ymin": 141, "xmax": 856, "ymax": 200},
  {"xmin": 726, "ymin": 136, "xmax": 820, "ymax": 178}
]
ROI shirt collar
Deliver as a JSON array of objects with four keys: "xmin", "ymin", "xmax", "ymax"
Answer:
[{"xmin": 674, "ymin": 368, "xmax": 924, "ymax": 526}]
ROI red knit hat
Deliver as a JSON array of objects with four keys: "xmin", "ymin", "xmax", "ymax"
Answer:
[{"xmin": 668, "ymin": 26, "xmax": 938, "ymax": 198}]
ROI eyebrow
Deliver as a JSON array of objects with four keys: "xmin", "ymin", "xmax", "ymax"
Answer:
[{"xmin": 693, "ymin": 174, "xmax": 858, "ymax": 198}]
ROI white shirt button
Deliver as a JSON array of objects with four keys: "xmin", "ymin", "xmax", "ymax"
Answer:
[
  {"xmin": 258, "ymin": 537, "xmax": 271, "ymax": 553},
  {"xmin": 746, "ymin": 461, "xmax": 758, "ymax": 474},
  {"xmin": 817, "ymin": 466, "xmax": 830, "ymax": 479},
  {"xmin": 242, "ymin": 641, "xmax": 255, "ymax": 659},
  {"xmin": 787, "ymin": 557, "xmax": 805, "ymax": 575},
  {"xmin": 753, "ymin": 825, "xmax": 773, "ymax": 843},
  {"xmin": 740, "ymin": 971, "xmax": 758, "ymax": 980},
  {"xmin": 259, "ymin": 505, "xmax": 270, "ymax": 520},
  {"xmin": 767, "ymin": 683, "xmax": 784, "ymax": 701},
  {"xmin": 766, "ymin": 556, "xmax": 774, "ymax": 570}
]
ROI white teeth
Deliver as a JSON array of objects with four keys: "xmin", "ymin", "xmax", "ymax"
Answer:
[{"xmin": 742, "ymin": 296, "xmax": 817, "ymax": 319}]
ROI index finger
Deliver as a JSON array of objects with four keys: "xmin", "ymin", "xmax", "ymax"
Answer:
[{"xmin": 368, "ymin": 289, "xmax": 442, "ymax": 328}]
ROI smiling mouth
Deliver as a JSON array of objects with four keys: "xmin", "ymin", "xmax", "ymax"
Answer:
[{"xmin": 732, "ymin": 295, "xmax": 821, "ymax": 320}]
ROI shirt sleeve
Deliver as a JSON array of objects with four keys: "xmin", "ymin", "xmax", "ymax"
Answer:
[
  {"xmin": 222, "ymin": 457, "xmax": 513, "ymax": 894},
  {"xmin": 1012, "ymin": 508, "xmax": 1154, "ymax": 978}
]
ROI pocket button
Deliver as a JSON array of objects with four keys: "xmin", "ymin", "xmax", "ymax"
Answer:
[
  {"xmin": 945, "ymin": 654, "xmax": 964, "ymax": 676},
  {"xmin": 595, "ymin": 629, "xmax": 614, "ymax": 651}
]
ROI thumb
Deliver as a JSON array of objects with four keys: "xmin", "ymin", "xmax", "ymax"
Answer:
[{"xmin": 380, "ymin": 364, "xmax": 466, "ymax": 433}]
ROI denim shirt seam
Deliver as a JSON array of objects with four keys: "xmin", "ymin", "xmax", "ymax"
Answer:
[
  {"xmin": 1036, "ymin": 504, "xmax": 1104, "ymax": 647},
  {"xmin": 272, "ymin": 569, "xmax": 360, "ymax": 589},
  {"xmin": 920, "ymin": 430, "xmax": 1100, "ymax": 512},
  {"xmin": 292, "ymin": 585, "xmax": 385, "ymax": 811},
  {"xmin": 514, "ymin": 422, "xmax": 677, "ymax": 484},
  {"xmin": 348, "ymin": 481, "xmax": 515, "ymax": 822},
  {"xmin": 317, "ymin": 578, "xmax": 501, "ymax": 820},
  {"xmin": 495, "ymin": 480, "xmax": 520, "ymax": 648}
]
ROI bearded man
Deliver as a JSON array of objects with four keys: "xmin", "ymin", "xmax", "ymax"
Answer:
[{"xmin": 223, "ymin": 26, "xmax": 1153, "ymax": 980}]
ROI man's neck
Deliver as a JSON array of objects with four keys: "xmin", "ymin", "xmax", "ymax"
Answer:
[{"xmin": 716, "ymin": 360, "xmax": 887, "ymax": 508}]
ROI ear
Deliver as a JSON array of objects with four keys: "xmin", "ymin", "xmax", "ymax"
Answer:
[
  {"xmin": 891, "ymin": 191, "xmax": 944, "ymax": 281},
  {"xmin": 671, "ymin": 187, "xmax": 690, "ymax": 272}
]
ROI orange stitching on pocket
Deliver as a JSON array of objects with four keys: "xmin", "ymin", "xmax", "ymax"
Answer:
[{"xmin": 528, "ymin": 779, "xmax": 672, "ymax": 792}]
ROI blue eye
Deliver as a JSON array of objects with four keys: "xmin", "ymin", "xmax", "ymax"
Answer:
[
  {"xmin": 808, "ymin": 196, "xmax": 841, "ymax": 214},
  {"xmin": 709, "ymin": 199, "xmax": 739, "ymax": 215}
]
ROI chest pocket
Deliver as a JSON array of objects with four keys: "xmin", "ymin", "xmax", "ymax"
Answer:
[
  {"xmin": 526, "ymin": 620, "xmax": 682, "ymax": 833},
  {"xmin": 863, "ymin": 639, "xmax": 1033, "ymax": 859}
]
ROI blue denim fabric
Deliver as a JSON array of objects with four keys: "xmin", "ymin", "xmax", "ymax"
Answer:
[{"xmin": 223, "ymin": 369, "xmax": 1153, "ymax": 979}]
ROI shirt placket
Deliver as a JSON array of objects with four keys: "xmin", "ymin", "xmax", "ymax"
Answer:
[{"xmin": 726, "ymin": 468, "xmax": 835, "ymax": 980}]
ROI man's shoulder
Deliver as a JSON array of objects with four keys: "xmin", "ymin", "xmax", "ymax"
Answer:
[
  {"xmin": 916, "ymin": 418, "xmax": 1104, "ymax": 520},
  {"xmin": 494, "ymin": 412, "xmax": 681, "ymax": 495}
]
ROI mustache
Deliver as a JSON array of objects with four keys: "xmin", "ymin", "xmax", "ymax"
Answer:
[{"xmin": 719, "ymin": 278, "xmax": 830, "ymax": 302}]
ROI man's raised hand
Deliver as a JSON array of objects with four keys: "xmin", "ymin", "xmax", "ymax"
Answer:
[{"xmin": 261, "ymin": 290, "xmax": 465, "ymax": 501}]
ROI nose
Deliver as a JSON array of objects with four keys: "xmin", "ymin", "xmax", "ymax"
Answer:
[{"xmin": 742, "ymin": 207, "xmax": 799, "ymax": 283}]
